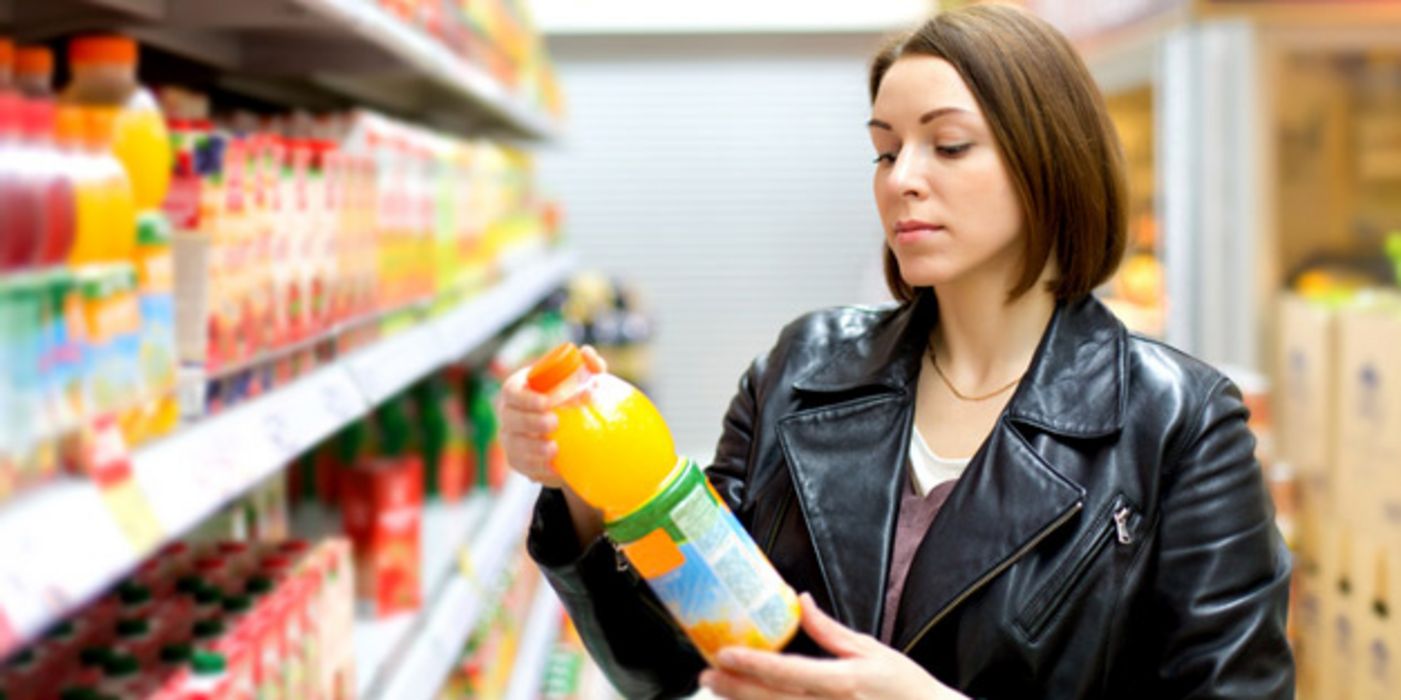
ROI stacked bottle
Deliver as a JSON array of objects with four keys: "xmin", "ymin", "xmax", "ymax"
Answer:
[{"xmin": 0, "ymin": 33, "xmax": 178, "ymax": 499}]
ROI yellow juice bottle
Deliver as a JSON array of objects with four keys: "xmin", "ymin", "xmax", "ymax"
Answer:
[{"xmin": 527, "ymin": 343, "xmax": 800, "ymax": 662}]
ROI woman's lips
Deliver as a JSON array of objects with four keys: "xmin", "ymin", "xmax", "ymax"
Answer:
[{"xmin": 893, "ymin": 223, "xmax": 945, "ymax": 245}]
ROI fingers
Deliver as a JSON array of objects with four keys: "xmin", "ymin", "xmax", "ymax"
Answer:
[
  {"xmin": 580, "ymin": 344, "xmax": 608, "ymax": 373},
  {"xmin": 713, "ymin": 647, "xmax": 852, "ymax": 697},
  {"xmin": 797, "ymin": 593, "xmax": 866, "ymax": 658},
  {"xmin": 501, "ymin": 371, "xmax": 550, "ymax": 412},
  {"xmin": 498, "ymin": 405, "xmax": 557, "ymax": 437},
  {"xmin": 699, "ymin": 669, "xmax": 807, "ymax": 700}
]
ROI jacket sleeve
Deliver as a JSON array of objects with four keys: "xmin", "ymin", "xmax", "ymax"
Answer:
[
  {"xmin": 526, "ymin": 360, "xmax": 764, "ymax": 699},
  {"xmin": 1148, "ymin": 377, "xmax": 1295, "ymax": 699}
]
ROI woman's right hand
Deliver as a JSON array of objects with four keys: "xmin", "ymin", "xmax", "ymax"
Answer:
[{"xmin": 498, "ymin": 345, "xmax": 608, "ymax": 488}]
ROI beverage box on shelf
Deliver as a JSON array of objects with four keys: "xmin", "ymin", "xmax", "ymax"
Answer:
[
  {"xmin": 1275, "ymin": 294, "xmax": 1340, "ymax": 551},
  {"xmin": 0, "ymin": 537, "xmax": 354, "ymax": 700},
  {"xmin": 1334, "ymin": 298, "xmax": 1401, "ymax": 534},
  {"xmin": 339, "ymin": 454, "xmax": 424, "ymax": 617}
]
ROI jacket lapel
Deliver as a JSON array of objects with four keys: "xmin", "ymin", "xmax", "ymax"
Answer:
[
  {"xmin": 777, "ymin": 394, "xmax": 911, "ymax": 636},
  {"xmin": 891, "ymin": 422, "xmax": 1085, "ymax": 652},
  {"xmin": 771, "ymin": 293, "xmax": 1127, "ymax": 647},
  {"xmin": 891, "ymin": 295, "xmax": 1128, "ymax": 651}
]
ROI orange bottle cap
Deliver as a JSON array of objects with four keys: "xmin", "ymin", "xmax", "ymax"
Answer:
[
  {"xmin": 69, "ymin": 35, "xmax": 138, "ymax": 67},
  {"xmin": 527, "ymin": 343, "xmax": 586, "ymax": 393},
  {"xmin": 0, "ymin": 38, "xmax": 13, "ymax": 67},
  {"xmin": 16, "ymin": 46, "xmax": 53, "ymax": 76}
]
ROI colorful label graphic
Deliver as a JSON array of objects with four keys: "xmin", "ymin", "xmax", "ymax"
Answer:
[{"xmin": 605, "ymin": 459, "xmax": 800, "ymax": 662}]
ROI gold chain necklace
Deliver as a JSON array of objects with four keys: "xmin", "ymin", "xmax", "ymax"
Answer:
[{"xmin": 927, "ymin": 346, "xmax": 1024, "ymax": 402}]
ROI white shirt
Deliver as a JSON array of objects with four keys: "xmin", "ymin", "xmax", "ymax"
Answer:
[{"xmin": 910, "ymin": 426, "xmax": 971, "ymax": 497}]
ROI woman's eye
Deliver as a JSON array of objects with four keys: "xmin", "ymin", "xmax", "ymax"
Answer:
[
  {"xmin": 936, "ymin": 143, "xmax": 972, "ymax": 157},
  {"xmin": 872, "ymin": 152, "xmax": 896, "ymax": 165}
]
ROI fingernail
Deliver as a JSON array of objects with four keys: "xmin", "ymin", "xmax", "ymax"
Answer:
[{"xmin": 715, "ymin": 649, "xmax": 737, "ymax": 666}]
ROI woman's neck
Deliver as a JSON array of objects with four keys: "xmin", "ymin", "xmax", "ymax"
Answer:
[{"xmin": 929, "ymin": 269, "xmax": 1056, "ymax": 391}]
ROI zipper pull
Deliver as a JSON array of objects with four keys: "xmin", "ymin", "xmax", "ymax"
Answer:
[{"xmin": 1113, "ymin": 505, "xmax": 1134, "ymax": 545}]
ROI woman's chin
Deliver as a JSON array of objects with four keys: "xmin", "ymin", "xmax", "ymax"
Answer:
[{"xmin": 896, "ymin": 260, "xmax": 963, "ymax": 289}]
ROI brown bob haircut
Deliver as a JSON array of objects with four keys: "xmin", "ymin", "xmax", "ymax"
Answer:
[{"xmin": 871, "ymin": 3, "xmax": 1127, "ymax": 303}]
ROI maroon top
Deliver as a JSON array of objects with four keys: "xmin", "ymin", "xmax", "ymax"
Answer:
[{"xmin": 880, "ymin": 474, "xmax": 959, "ymax": 646}]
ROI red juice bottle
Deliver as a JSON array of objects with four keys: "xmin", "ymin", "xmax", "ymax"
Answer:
[
  {"xmin": 0, "ymin": 93, "xmax": 43, "ymax": 270},
  {"xmin": 21, "ymin": 98, "xmax": 76, "ymax": 266}
]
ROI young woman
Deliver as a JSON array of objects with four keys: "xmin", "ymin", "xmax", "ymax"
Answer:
[{"xmin": 499, "ymin": 5, "xmax": 1293, "ymax": 698}]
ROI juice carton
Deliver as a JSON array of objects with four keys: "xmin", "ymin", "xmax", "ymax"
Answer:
[{"xmin": 340, "ymin": 455, "xmax": 423, "ymax": 617}]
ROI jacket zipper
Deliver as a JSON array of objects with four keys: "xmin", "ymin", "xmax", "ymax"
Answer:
[
  {"xmin": 763, "ymin": 491, "xmax": 795, "ymax": 554},
  {"xmin": 901, "ymin": 500, "xmax": 1085, "ymax": 654},
  {"xmin": 1019, "ymin": 499, "xmax": 1131, "ymax": 639}
]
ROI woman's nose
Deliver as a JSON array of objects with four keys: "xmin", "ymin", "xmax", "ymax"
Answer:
[{"xmin": 888, "ymin": 150, "xmax": 929, "ymax": 200}]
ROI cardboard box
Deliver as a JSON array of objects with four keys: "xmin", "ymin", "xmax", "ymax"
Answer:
[
  {"xmin": 1335, "ymin": 301, "xmax": 1401, "ymax": 532},
  {"xmin": 1294, "ymin": 565, "xmax": 1325, "ymax": 700},
  {"xmin": 1275, "ymin": 295, "xmax": 1341, "ymax": 545},
  {"xmin": 1351, "ymin": 537, "xmax": 1398, "ymax": 700},
  {"xmin": 1319, "ymin": 522, "xmax": 1362, "ymax": 700}
]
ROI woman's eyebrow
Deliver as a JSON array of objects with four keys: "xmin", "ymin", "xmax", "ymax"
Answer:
[{"xmin": 866, "ymin": 107, "xmax": 970, "ymax": 131}]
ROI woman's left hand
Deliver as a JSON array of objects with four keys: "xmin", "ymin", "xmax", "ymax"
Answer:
[{"xmin": 700, "ymin": 593, "xmax": 967, "ymax": 699}]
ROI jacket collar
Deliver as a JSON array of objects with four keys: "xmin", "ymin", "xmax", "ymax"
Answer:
[{"xmin": 792, "ymin": 291, "xmax": 1127, "ymax": 438}]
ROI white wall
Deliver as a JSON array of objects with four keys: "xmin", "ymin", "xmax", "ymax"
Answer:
[
  {"xmin": 528, "ymin": 0, "xmax": 934, "ymax": 34},
  {"xmin": 536, "ymin": 34, "xmax": 894, "ymax": 460}
]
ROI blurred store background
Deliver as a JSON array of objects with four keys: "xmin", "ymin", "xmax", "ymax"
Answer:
[{"xmin": 0, "ymin": 0, "xmax": 1397, "ymax": 698}]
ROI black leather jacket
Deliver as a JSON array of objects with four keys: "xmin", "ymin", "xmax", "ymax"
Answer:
[{"xmin": 528, "ymin": 292, "xmax": 1294, "ymax": 699}]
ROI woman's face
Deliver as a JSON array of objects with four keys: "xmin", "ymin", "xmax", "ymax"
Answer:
[{"xmin": 870, "ymin": 55, "xmax": 1025, "ymax": 291}]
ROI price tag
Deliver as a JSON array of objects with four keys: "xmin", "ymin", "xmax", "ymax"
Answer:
[
  {"xmin": 100, "ymin": 480, "xmax": 164, "ymax": 554},
  {"xmin": 348, "ymin": 348, "xmax": 388, "ymax": 404},
  {"xmin": 318, "ymin": 371, "xmax": 361, "ymax": 425},
  {"xmin": 78, "ymin": 416, "xmax": 166, "ymax": 552},
  {"xmin": 260, "ymin": 404, "xmax": 301, "ymax": 461},
  {"xmin": 457, "ymin": 547, "xmax": 478, "ymax": 586}
]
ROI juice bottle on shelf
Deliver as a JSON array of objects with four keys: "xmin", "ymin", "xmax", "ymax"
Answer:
[
  {"xmin": 63, "ymin": 35, "xmax": 171, "ymax": 212},
  {"xmin": 8, "ymin": 274, "xmax": 58, "ymax": 486},
  {"xmin": 77, "ymin": 264, "xmax": 143, "ymax": 438},
  {"xmin": 44, "ymin": 270, "xmax": 77, "ymax": 409},
  {"xmin": 134, "ymin": 213, "xmax": 179, "ymax": 441},
  {"xmin": 15, "ymin": 45, "xmax": 53, "ymax": 98},
  {"xmin": 66, "ymin": 107, "xmax": 137, "ymax": 266},
  {"xmin": 0, "ymin": 278, "xmax": 38, "ymax": 496},
  {"xmin": 22, "ymin": 98, "xmax": 77, "ymax": 266},
  {"xmin": 0, "ymin": 94, "xmax": 42, "ymax": 270},
  {"xmin": 526, "ymin": 343, "xmax": 800, "ymax": 661},
  {"xmin": 413, "ymin": 375, "xmax": 474, "ymax": 501}
]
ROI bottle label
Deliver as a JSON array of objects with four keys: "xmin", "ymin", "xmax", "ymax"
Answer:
[{"xmin": 605, "ymin": 459, "xmax": 800, "ymax": 661}]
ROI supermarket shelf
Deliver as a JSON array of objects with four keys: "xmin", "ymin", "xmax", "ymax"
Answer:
[
  {"xmin": 0, "ymin": 0, "xmax": 559, "ymax": 141},
  {"xmin": 366, "ymin": 475, "xmax": 541, "ymax": 700},
  {"xmin": 0, "ymin": 251, "xmax": 572, "ymax": 658},
  {"xmin": 504, "ymin": 574, "xmax": 564, "ymax": 700}
]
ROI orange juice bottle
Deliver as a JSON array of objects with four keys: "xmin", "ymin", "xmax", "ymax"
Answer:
[
  {"xmin": 526, "ymin": 343, "xmax": 800, "ymax": 662},
  {"xmin": 64, "ymin": 35, "xmax": 171, "ymax": 212},
  {"xmin": 88, "ymin": 107, "xmax": 138, "ymax": 263},
  {"xmin": 65, "ymin": 106, "xmax": 136, "ymax": 266}
]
